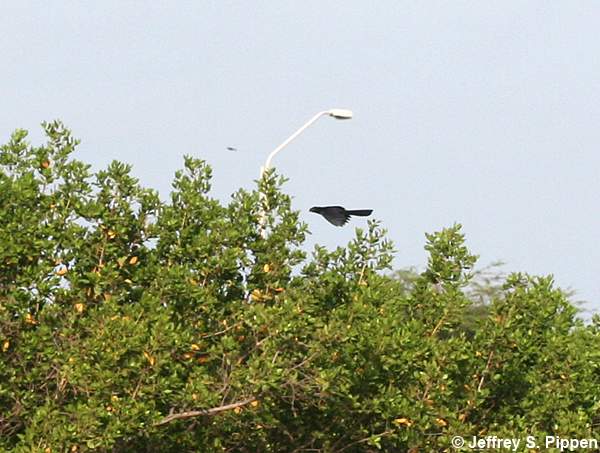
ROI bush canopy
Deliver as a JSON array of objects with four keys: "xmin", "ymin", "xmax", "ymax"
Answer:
[{"xmin": 1, "ymin": 122, "xmax": 599, "ymax": 452}]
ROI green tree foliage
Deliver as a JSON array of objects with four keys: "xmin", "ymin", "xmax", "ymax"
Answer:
[{"xmin": 1, "ymin": 122, "xmax": 599, "ymax": 452}]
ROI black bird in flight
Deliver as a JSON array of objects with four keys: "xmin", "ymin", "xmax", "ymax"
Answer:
[
  {"xmin": 226, "ymin": 146, "xmax": 237, "ymax": 151},
  {"xmin": 309, "ymin": 206, "xmax": 373, "ymax": 226}
]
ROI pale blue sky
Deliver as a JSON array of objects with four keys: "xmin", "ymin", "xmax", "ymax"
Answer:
[{"xmin": 2, "ymin": 2, "xmax": 599, "ymax": 314}]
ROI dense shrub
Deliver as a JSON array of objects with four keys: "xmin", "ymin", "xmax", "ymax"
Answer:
[{"xmin": 1, "ymin": 122, "xmax": 599, "ymax": 452}]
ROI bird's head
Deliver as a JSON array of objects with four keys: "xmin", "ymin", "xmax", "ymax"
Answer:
[{"xmin": 309, "ymin": 206, "xmax": 323, "ymax": 214}]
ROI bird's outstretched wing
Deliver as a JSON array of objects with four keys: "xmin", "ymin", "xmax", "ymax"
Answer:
[
  {"xmin": 309, "ymin": 206, "xmax": 372, "ymax": 227},
  {"xmin": 323, "ymin": 207, "xmax": 350, "ymax": 226}
]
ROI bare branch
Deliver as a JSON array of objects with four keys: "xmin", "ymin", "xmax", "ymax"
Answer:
[
  {"xmin": 477, "ymin": 350, "xmax": 495, "ymax": 392},
  {"xmin": 200, "ymin": 321, "xmax": 241, "ymax": 339},
  {"xmin": 335, "ymin": 429, "xmax": 394, "ymax": 453},
  {"xmin": 429, "ymin": 313, "xmax": 446, "ymax": 337},
  {"xmin": 154, "ymin": 397, "xmax": 256, "ymax": 427}
]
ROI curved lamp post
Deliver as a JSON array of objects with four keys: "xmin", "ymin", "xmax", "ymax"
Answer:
[
  {"xmin": 259, "ymin": 108, "xmax": 353, "ymax": 236},
  {"xmin": 259, "ymin": 108, "xmax": 353, "ymax": 178}
]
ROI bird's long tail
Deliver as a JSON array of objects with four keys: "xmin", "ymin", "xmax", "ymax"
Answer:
[{"xmin": 347, "ymin": 209, "xmax": 373, "ymax": 217}]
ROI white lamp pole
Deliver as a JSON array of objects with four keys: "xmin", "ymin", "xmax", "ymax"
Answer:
[
  {"xmin": 259, "ymin": 108, "xmax": 352, "ymax": 236},
  {"xmin": 259, "ymin": 108, "xmax": 353, "ymax": 178}
]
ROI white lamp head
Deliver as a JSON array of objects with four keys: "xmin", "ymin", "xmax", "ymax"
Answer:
[{"xmin": 327, "ymin": 109, "xmax": 353, "ymax": 120}]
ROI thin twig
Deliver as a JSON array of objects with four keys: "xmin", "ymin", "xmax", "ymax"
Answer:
[
  {"xmin": 154, "ymin": 397, "xmax": 256, "ymax": 426},
  {"xmin": 131, "ymin": 376, "xmax": 143, "ymax": 400},
  {"xmin": 477, "ymin": 350, "xmax": 495, "ymax": 392},
  {"xmin": 430, "ymin": 314, "xmax": 446, "ymax": 337},
  {"xmin": 357, "ymin": 262, "xmax": 368, "ymax": 286},
  {"xmin": 201, "ymin": 321, "xmax": 240, "ymax": 339},
  {"xmin": 236, "ymin": 333, "xmax": 273, "ymax": 365},
  {"xmin": 335, "ymin": 430, "xmax": 394, "ymax": 453}
]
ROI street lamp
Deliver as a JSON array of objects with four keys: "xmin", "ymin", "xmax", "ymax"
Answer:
[
  {"xmin": 258, "ymin": 108, "xmax": 352, "ymax": 236},
  {"xmin": 259, "ymin": 108, "xmax": 353, "ymax": 178}
]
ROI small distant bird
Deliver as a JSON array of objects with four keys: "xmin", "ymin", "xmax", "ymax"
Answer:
[
  {"xmin": 309, "ymin": 206, "xmax": 373, "ymax": 226},
  {"xmin": 226, "ymin": 146, "xmax": 237, "ymax": 151}
]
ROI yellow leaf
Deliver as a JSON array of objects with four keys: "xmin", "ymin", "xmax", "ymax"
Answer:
[
  {"xmin": 251, "ymin": 289, "xmax": 263, "ymax": 301},
  {"xmin": 250, "ymin": 400, "xmax": 259, "ymax": 408},
  {"xmin": 197, "ymin": 355, "xmax": 209, "ymax": 364},
  {"xmin": 74, "ymin": 303, "xmax": 85, "ymax": 313},
  {"xmin": 25, "ymin": 313, "xmax": 38, "ymax": 325},
  {"xmin": 56, "ymin": 266, "xmax": 68, "ymax": 276},
  {"xmin": 263, "ymin": 263, "xmax": 271, "ymax": 273},
  {"xmin": 107, "ymin": 230, "xmax": 117, "ymax": 239},
  {"xmin": 393, "ymin": 417, "xmax": 413, "ymax": 427},
  {"xmin": 2, "ymin": 340, "xmax": 9, "ymax": 352},
  {"xmin": 190, "ymin": 343, "xmax": 201, "ymax": 351},
  {"xmin": 458, "ymin": 413, "xmax": 467, "ymax": 422},
  {"xmin": 274, "ymin": 287, "xmax": 284, "ymax": 293},
  {"xmin": 129, "ymin": 256, "xmax": 138, "ymax": 265},
  {"xmin": 435, "ymin": 418, "xmax": 448, "ymax": 427},
  {"xmin": 233, "ymin": 407, "xmax": 242, "ymax": 414},
  {"xmin": 143, "ymin": 351, "xmax": 156, "ymax": 366}
]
